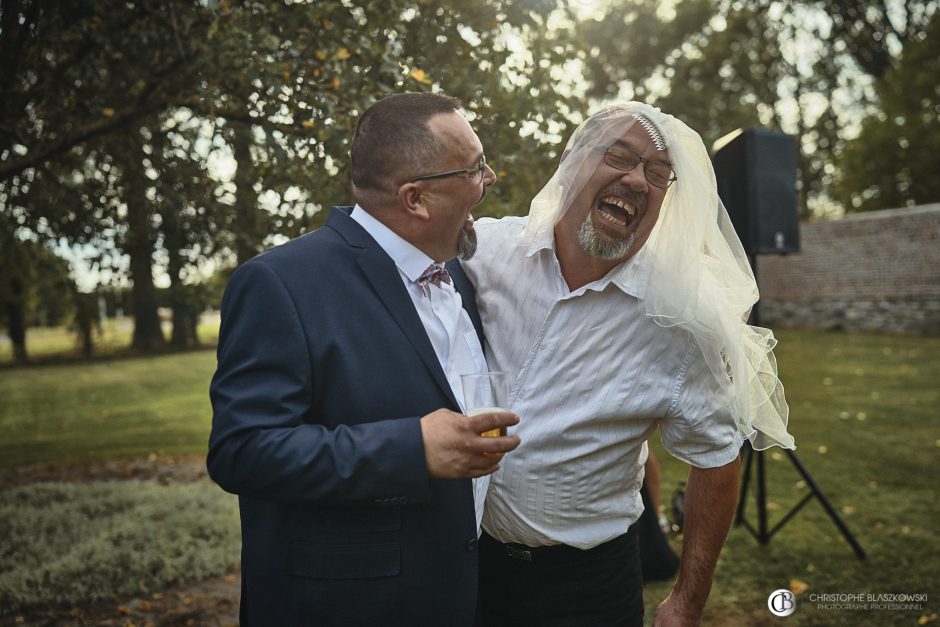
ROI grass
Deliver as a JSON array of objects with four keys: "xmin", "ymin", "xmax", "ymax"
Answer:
[
  {"xmin": 0, "ymin": 350, "xmax": 218, "ymax": 467},
  {"xmin": 644, "ymin": 330, "xmax": 940, "ymax": 626},
  {"xmin": 0, "ymin": 329, "xmax": 937, "ymax": 624}
]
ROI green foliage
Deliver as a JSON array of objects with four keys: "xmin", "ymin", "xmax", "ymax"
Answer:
[
  {"xmin": 0, "ymin": 481, "xmax": 239, "ymax": 614},
  {"xmin": 2, "ymin": 0, "xmax": 939, "ymax": 356},
  {"xmin": 834, "ymin": 12, "xmax": 940, "ymax": 212}
]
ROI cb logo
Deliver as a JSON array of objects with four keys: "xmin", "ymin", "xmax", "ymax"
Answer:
[{"xmin": 768, "ymin": 589, "xmax": 796, "ymax": 617}]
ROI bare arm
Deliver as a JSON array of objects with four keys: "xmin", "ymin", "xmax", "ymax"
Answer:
[
  {"xmin": 644, "ymin": 451, "xmax": 664, "ymax": 514},
  {"xmin": 654, "ymin": 456, "xmax": 741, "ymax": 626}
]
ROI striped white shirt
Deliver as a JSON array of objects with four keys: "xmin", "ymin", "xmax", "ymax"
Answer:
[{"xmin": 462, "ymin": 216, "xmax": 742, "ymax": 549}]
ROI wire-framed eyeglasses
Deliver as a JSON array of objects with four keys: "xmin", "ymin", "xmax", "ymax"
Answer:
[
  {"xmin": 604, "ymin": 144, "xmax": 676, "ymax": 189},
  {"xmin": 410, "ymin": 155, "xmax": 487, "ymax": 184}
]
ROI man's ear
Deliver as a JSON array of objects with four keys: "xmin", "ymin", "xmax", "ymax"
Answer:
[{"xmin": 398, "ymin": 182, "xmax": 431, "ymax": 221}]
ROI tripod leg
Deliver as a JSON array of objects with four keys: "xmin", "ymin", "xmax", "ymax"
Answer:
[
  {"xmin": 757, "ymin": 449, "xmax": 769, "ymax": 543},
  {"xmin": 786, "ymin": 450, "xmax": 868, "ymax": 560},
  {"xmin": 735, "ymin": 444, "xmax": 754, "ymax": 525}
]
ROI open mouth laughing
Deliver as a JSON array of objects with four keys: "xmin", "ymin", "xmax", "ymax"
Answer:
[{"xmin": 595, "ymin": 194, "xmax": 641, "ymax": 230}]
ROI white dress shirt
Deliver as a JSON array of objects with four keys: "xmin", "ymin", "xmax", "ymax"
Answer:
[
  {"xmin": 461, "ymin": 216, "xmax": 743, "ymax": 549},
  {"xmin": 350, "ymin": 206, "xmax": 490, "ymax": 529}
]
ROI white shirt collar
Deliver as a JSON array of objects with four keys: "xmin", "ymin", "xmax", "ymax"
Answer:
[
  {"xmin": 350, "ymin": 204, "xmax": 437, "ymax": 282},
  {"xmin": 518, "ymin": 216, "xmax": 651, "ymax": 298}
]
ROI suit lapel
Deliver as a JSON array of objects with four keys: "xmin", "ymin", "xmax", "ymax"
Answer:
[{"xmin": 328, "ymin": 207, "xmax": 460, "ymax": 408}]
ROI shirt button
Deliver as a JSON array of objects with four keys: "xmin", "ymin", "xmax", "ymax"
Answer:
[{"xmin": 466, "ymin": 538, "xmax": 478, "ymax": 552}]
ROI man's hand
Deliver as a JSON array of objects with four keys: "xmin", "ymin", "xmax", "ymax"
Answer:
[
  {"xmin": 653, "ymin": 593, "xmax": 701, "ymax": 626},
  {"xmin": 421, "ymin": 409, "xmax": 520, "ymax": 478}
]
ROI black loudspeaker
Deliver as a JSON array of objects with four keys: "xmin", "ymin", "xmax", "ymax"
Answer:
[{"xmin": 711, "ymin": 129, "xmax": 800, "ymax": 255}]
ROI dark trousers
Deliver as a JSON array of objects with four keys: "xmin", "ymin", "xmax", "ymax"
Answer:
[{"xmin": 476, "ymin": 526, "xmax": 644, "ymax": 627}]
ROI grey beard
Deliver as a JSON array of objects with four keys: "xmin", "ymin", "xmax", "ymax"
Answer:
[
  {"xmin": 578, "ymin": 213, "xmax": 635, "ymax": 260},
  {"xmin": 458, "ymin": 227, "xmax": 477, "ymax": 261}
]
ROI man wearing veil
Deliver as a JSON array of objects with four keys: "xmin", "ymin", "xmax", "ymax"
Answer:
[{"xmin": 461, "ymin": 102, "xmax": 795, "ymax": 626}]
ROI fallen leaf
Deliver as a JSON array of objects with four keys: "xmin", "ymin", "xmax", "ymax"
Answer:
[
  {"xmin": 102, "ymin": 107, "xmax": 115, "ymax": 117},
  {"xmin": 790, "ymin": 579, "xmax": 809, "ymax": 595},
  {"xmin": 335, "ymin": 48, "xmax": 351, "ymax": 60}
]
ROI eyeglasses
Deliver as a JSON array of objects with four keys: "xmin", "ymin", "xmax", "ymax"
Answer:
[
  {"xmin": 603, "ymin": 144, "xmax": 676, "ymax": 189},
  {"xmin": 410, "ymin": 155, "xmax": 487, "ymax": 184}
]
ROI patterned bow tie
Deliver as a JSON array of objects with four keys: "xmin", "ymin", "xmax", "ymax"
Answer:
[{"xmin": 416, "ymin": 264, "xmax": 452, "ymax": 296}]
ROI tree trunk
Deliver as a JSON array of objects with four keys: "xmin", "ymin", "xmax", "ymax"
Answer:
[
  {"xmin": 73, "ymin": 291, "xmax": 95, "ymax": 358},
  {"xmin": 123, "ymin": 130, "xmax": 165, "ymax": 351},
  {"xmin": 6, "ymin": 276, "xmax": 28, "ymax": 363},
  {"xmin": 166, "ymin": 223, "xmax": 195, "ymax": 349},
  {"xmin": 231, "ymin": 121, "xmax": 262, "ymax": 265}
]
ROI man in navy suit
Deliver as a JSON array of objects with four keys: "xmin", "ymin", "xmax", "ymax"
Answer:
[{"xmin": 208, "ymin": 92, "xmax": 521, "ymax": 626}]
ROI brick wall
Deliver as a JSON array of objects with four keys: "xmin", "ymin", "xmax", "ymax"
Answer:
[{"xmin": 755, "ymin": 204, "xmax": 940, "ymax": 334}]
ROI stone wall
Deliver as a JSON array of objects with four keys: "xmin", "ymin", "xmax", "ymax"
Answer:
[{"xmin": 755, "ymin": 204, "xmax": 940, "ymax": 334}]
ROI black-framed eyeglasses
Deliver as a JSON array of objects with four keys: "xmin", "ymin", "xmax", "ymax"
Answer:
[
  {"xmin": 603, "ymin": 144, "xmax": 676, "ymax": 189},
  {"xmin": 410, "ymin": 155, "xmax": 487, "ymax": 184}
]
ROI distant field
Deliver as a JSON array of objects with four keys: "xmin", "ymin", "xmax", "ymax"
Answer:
[{"xmin": 0, "ymin": 315, "xmax": 220, "ymax": 365}]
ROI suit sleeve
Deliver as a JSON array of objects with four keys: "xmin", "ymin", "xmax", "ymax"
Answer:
[{"xmin": 207, "ymin": 259, "xmax": 431, "ymax": 504}]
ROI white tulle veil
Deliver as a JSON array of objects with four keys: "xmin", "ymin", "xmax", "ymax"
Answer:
[{"xmin": 524, "ymin": 102, "xmax": 794, "ymax": 450}]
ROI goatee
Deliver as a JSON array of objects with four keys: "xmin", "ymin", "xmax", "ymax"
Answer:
[
  {"xmin": 458, "ymin": 226, "xmax": 477, "ymax": 261},
  {"xmin": 578, "ymin": 214, "xmax": 634, "ymax": 260}
]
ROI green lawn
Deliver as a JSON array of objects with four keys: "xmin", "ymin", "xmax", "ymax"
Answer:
[
  {"xmin": 645, "ymin": 331, "xmax": 940, "ymax": 626},
  {"xmin": 0, "ymin": 330, "xmax": 937, "ymax": 624},
  {"xmin": 0, "ymin": 350, "xmax": 218, "ymax": 466}
]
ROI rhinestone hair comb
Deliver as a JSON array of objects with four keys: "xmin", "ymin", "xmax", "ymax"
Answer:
[{"xmin": 632, "ymin": 113, "xmax": 666, "ymax": 151}]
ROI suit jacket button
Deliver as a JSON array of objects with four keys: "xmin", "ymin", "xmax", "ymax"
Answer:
[{"xmin": 466, "ymin": 538, "xmax": 478, "ymax": 551}]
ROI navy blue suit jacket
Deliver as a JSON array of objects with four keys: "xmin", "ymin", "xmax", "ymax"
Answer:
[{"xmin": 208, "ymin": 206, "xmax": 484, "ymax": 626}]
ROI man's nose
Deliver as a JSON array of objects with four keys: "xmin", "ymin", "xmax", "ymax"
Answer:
[
  {"xmin": 620, "ymin": 164, "xmax": 649, "ymax": 193},
  {"xmin": 482, "ymin": 163, "xmax": 497, "ymax": 187}
]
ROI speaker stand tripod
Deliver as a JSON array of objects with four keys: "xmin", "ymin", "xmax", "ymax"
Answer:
[
  {"xmin": 735, "ymin": 442, "xmax": 867, "ymax": 559},
  {"xmin": 736, "ymin": 254, "xmax": 867, "ymax": 559}
]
